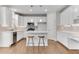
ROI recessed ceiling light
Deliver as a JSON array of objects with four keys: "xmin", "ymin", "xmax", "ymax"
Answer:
[
  {"xmin": 40, "ymin": 5, "xmax": 42, "ymax": 7},
  {"xmin": 31, "ymin": 19, "xmax": 33, "ymax": 22},
  {"xmin": 11, "ymin": 8, "xmax": 17, "ymax": 12},
  {"xmin": 45, "ymin": 9, "xmax": 48, "ymax": 12},
  {"xmin": 74, "ymin": 8, "xmax": 78, "ymax": 12},
  {"xmin": 40, "ymin": 19, "xmax": 42, "ymax": 22},
  {"xmin": 30, "ymin": 5, "xmax": 33, "ymax": 7},
  {"xmin": 30, "ymin": 9, "xmax": 32, "ymax": 12}
]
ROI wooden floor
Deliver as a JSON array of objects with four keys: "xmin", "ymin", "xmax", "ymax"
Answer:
[{"xmin": 0, "ymin": 39, "xmax": 79, "ymax": 54}]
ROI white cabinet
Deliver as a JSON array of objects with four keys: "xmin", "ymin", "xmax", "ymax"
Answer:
[
  {"xmin": 57, "ymin": 31, "xmax": 79, "ymax": 50},
  {"xmin": 57, "ymin": 32, "xmax": 69, "ymax": 48},
  {"xmin": 68, "ymin": 39, "xmax": 79, "ymax": 49},
  {"xmin": 0, "ymin": 32, "xmax": 13, "ymax": 47},
  {"xmin": 17, "ymin": 31, "xmax": 25, "ymax": 41},
  {"xmin": 68, "ymin": 35, "xmax": 79, "ymax": 49},
  {"xmin": 60, "ymin": 6, "xmax": 79, "ymax": 25},
  {"xmin": 0, "ymin": 7, "xmax": 12, "ymax": 27},
  {"xmin": 6, "ymin": 8, "xmax": 12, "ymax": 27},
  {"xmin": 18, "ymin": 15, "xmax": 47, "ymax": 27},
  {"xmin": 60, "ymin": 6, "xmax": 73, "ymax": 25}
]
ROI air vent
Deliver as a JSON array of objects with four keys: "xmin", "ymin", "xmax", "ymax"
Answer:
[
  {"xmin": 40, "ymin": 5, "xmax": 43, "ymax": 7},
  {"xmin": 30, "ymin": 5, "xmax": 34, "ymax": 7}
]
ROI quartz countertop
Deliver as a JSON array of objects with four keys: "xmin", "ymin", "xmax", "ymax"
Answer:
[
  {"xmin": 0, "ymin": 27, "xmax": 26, "ymax": 32},
  {"xmin": 0, "ymin": 27, "xmax": 48, "ymax": 34},
  {"xmin": 58, "ymin": 30, "xmax": 79, "ymax": 41},
  {"xmin": 58, "ymin": 30, "xmax": 79, "ymax": 35},
  {"xmin": 26, "ymin": 31, "xmax": 48, "ymax": 34}
]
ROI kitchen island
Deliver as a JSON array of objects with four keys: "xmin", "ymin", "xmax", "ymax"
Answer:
[
  {"xmin": 26, "ymin": 31, "xmax": 48, "ymax": 46},
  {"xmin": 0, "ymin": 27, "xmax": 48, "ymax": 47}
]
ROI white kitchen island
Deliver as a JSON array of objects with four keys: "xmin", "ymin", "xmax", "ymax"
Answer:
[
  {"xmin": 26, "ymin": 31, "xmax": 48, "ymax": 46},
  {"xmin": 11, "ymin": 29, "xmax": 48, "ymax": 46}
]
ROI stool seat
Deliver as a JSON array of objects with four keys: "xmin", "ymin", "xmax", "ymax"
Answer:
[
  {"xmin": 28, "ymin": 36, "xmax": 34, "ymax": 38},
  {"xmin": 38, "ymin": 36, "xmax": 45, "ymax": 47},
  {"xmin": 38, "ymin": 36, "xmax": 44, "ymax": 38},
  {"xmin": 27, "ymin": 36, "xmax": 34, "ymax": 46}
]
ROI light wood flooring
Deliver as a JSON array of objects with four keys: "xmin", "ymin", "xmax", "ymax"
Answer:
[{"xmin": 0, "ymin": 39, "xmax": 79, "ymax": 54}]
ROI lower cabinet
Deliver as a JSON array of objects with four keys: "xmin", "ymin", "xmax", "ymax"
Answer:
[
  {"xmin": 57, "ymin": 32, "xmax": 79, "ymax": 50},
  {"xmin": 17, "ymin": 31, "xmax": 25, "ymax": 41},
  {"xmin": 57, "ymin": 32, "xmax": 69, "ymax": 48},
  {"xmin": 68, "ymin": 36, "xmax": 79, "ymax": 50},
  {"xmin": 0, "ymin": 32, "xmax": 13, "ymax": 47}
]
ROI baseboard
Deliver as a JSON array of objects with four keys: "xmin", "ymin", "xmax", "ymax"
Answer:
[
  {"xmin": 56, "ymin": 41, "xmax": 69, "ymax": 50},
  {"xmin": 48, "ymin": 39, "xmax": 57, "ymax": 41},
  {"xmin": 26, "ymin": 44, "xmax": 48, "ymax": 46},
  {"xmin": 10, "ymin": 38, "xmax": 26, "ymax": 46}
]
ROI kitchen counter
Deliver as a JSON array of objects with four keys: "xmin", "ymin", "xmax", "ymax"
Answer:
[
  {"xmin": 58, "ymin": 30, "xmax": 79, "ymax": 40},
  {"xmin": 26, "ymin": 31, "xmax": 48, "ymax": 34},
  {"xmin": 0, "ymin": 27, "xmax": 48, "ymax": 47},
  {"xmin": 0, "ymin": 27, "xmax": 26, "ymax": 47},
  {"xmin": 57, "ymin": 30, "xmax": 79, "ymax": 49},
  {"xmin": 0, "ymin": 27, "xmax": 26, "ymax": 32},
  {"xmin": 58, "ymin": 30, "xmax": 79, "ymax": 37}
]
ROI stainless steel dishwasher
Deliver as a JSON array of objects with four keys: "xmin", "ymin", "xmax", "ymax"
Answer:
[{"xmin": 13, "ymin": 32, "xmax": 17, "ymax": 44}]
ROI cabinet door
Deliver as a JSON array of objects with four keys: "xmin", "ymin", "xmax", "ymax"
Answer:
[
  {"xmin": 17, "ymin": 32, "xmax": 24, "ymax": 41},
  {"xmin": 60, "ymin": 6, "xmax": 79, "ymax": 25},
  {"xmin": 57, "ymin": 32, "xmax": 69, "ymax": 47},
  {"xmin": 0, "ymin": 7, "xmax": 13, "ymax": 27},
  {"xmin": 68, "ymin": 38, "xmax": 79, "ymax": 49},
  {"xmin": 18, "ymin": 16, "xmax": 25, "ymax": 26},
  {"xmin": 60, "ymin": 6, "xmax": 74, "ymax": 25},
  {"xmin": 61, "ymin": 32, "xmax": 68, "ymax": 47},
  {"xmin": 57, "ymin": 32, "xmax": 63, "ymax": 43},
  {"xmin": 1, "ymin": 32, "xmax": 13, "ymax": 47},
  {"xmin": 6, "ymin": 8, "xmax": 12, "ymax": 27}
]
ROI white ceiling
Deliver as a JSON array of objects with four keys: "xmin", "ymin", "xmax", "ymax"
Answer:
[{"xmin": 7, "ymin": 5, "xmax": 66, "ymax": 14}]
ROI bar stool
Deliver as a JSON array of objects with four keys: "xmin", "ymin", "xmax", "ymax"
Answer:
[
  {"xmin": 38, "ymin": 36, "xmax": 45, "ymax": 47},
  {"xmin": 27, "ymin": 36, "xmax": 34, "ymax": 46},
  {"xmin": 27, "ymin": 36, "xmax": 34, "ymax": 53}
]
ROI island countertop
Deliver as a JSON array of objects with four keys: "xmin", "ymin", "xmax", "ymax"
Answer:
[{"xmin": 12, "ymin": 30, "xmax": 48, "ymax": 33}]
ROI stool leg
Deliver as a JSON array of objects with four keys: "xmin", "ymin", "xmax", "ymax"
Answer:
[
  {"xmin": 32, "ymin": 38, "xmax": 34, "ymax": 46},
  {"xmin": 42, "ymin": 38, "xmax": 46, "ymax": 53},
  {"xmin": 38, "ymin": 37, "xmax": 40, "ymax": 53},
  {"xmin": 27, "ymin": 38, "xmax": 30, "ymax": 53},
  {"xmin": 32, "ymin": 37, "xmax": 34, "ymax": 53},
  {"xmin": 43, "ymin": 38, "xmax": 45, "ymax": 47},
  {"xmin": 28, "ymin": 38, "xmax": 30, "ymax": 46},
  {"xmin": 38, "ymin": 38, "xmax": 41, "ymax": 47}
]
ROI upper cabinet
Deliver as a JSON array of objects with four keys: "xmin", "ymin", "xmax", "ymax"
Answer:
[
  {"xmin": 60, "ymin": 5, "xmax": 79, "ymax": 25},
  {"xmin": 0, "ymin": 7, "xmax": 12, "ymax": 27},
  {"xmin": 18, "ymin": 15, "xmax": 47, "ymax": 26}
]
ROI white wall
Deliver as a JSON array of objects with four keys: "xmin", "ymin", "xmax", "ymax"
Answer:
[{"xmin": 47, "ymin": 12, "xmax": 57, "ymax": 41}]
